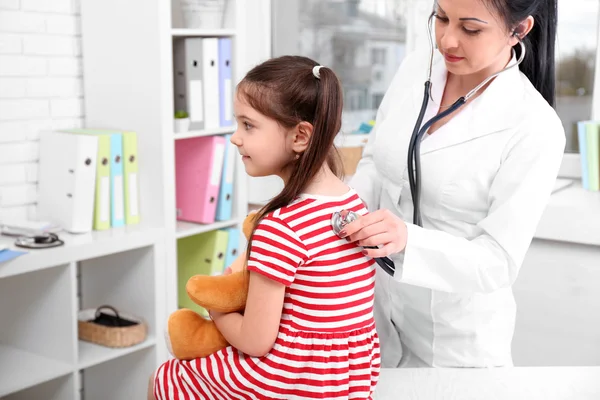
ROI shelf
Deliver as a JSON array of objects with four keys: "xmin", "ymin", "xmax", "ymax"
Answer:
[
  {"xmin": 174, "ymin": 126, "xmax": 236, "ymax": 140},
  {"xmin": 171, "ymin": 28, "xmax": 236, "ymax": 37},
  {"xmin": 176, "ymin": 218, "xmax": 241, "ymax": 239},
  {"xmin": 0, "ymin": 224, "xmax": 163, "ymax": 279},
  {"xmin": 78, "ymin": 336, "xmax": 156, "ymax": 370},
  {"xmin": 0, "ymin": 345, "xmax": 73, "ymax": 398}
]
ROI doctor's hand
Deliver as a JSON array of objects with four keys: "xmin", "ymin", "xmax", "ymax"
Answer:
[{"xmin": 339, "ymin": 209, "xmax": 408, "ymax": 258}]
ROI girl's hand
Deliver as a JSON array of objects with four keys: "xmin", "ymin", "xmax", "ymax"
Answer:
[
  {"xmin": 338, "ymin": 209, "xmax": 408, "ymax": 257},
  {"xmin": 208, "ymin": 309, "xmax": 226, "ymax": 321}
]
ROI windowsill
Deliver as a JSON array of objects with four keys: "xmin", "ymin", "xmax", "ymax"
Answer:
[{"xmin": 535, "ymin": 179, "xmax": 600, "ymax": 246}]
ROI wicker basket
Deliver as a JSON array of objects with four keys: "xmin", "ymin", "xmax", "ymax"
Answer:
[{"xmin": 78, "ymin": 305, "xmax": 147, "ymax": 348}]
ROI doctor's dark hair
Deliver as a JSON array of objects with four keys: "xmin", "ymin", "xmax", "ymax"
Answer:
[
  {"xmin": 237, "ymin": 55, "xmax": 343, "ymax": 230},
  {"xmin": 484, "ymin": 0, "xmax": 558, "ymax": 107}
]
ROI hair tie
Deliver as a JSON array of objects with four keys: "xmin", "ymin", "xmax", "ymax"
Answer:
[{"xmin": 312, "ymin": 65, "xmax": 323, "ymax": 79}]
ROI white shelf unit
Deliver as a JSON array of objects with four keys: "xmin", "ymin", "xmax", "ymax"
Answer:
[
  {"xmin": 173, "ymin": 126, "xmax": 236, "ymax": 141},
  {"xmin": 0, "ymin": 0, "xmax": 250, "ymax": 396},
  {"xmin": 171, "ymin": 28, "xmax": 237, "ymax": 37},
  {"xmin": 8, "ymin": 1, "xmax": 252, "ymax": 398},
  {"xmin": 0, "ymin": 230, "xmax": 165, "ymax": 399}
]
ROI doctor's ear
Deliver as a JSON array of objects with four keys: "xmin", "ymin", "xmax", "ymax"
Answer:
[
  {"xmin": 509, "ymin": 16, "xmax": 534, "ymax": 45},
  {"xmin": 290, "ymin": 121, "xmax": 313, "ymax": 153}
]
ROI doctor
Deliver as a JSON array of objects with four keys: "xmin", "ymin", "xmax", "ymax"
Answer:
[{"xmin": 342, "ymin": 0, "xmax": 565, "ymax": 368}]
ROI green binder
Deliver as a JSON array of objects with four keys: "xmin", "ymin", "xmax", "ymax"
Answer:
[{"xmin": 177, "ymin": 230, "xmax": 229, "ymax": 316}]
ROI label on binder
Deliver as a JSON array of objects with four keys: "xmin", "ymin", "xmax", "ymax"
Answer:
[
  {"xmin": 211, "ymin": 143, "xmax": 225, "ymax": 186},
  {"xmin": 129, "ymin": 173, "xmax": 139, "ymax": 217},
  {"xmin": 189, "ymin": 80, "xmax": 204, "ymax": 122},
  {"xmin": 100, "ymin": 177, "xmax": 110, "ymax": 222},
  {"xmin": 226, "ymin": 143, "xmax": 235, "ymax": 184},
  {"xmin": 114, "ymin": 175, "xmax": 124, "ymax": 221},
  {"xmin": 225, "ymin": 79, "xmax": 232, "ymax": 122}
]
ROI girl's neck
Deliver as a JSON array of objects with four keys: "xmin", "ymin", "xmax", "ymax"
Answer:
[{"xmin": 292, "ymin": 164, "xmax": 348, "ymax": 197}]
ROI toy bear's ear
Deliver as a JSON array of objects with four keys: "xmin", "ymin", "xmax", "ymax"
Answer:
[{"xmin": 242, "ymin": 211, "xmax": 260, "ymax": 239}]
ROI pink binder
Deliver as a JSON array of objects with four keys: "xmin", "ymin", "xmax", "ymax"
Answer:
[{"xmin": 175, "ymin": 135, "xmax": 226, "ymax": 224}]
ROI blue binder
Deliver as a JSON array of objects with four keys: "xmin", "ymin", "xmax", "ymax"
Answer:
[
  {"xmin": 215, "ymin": 134, "xmax": 234, "ymax": 221},
  {"xmin": 109, "ymin": 133, "xmax": 125, "ymax": 227},
  {"xmin": 222, "ymin": 227, "xmax": 241, "ymax": 267},
  {"xmin": 218, "ymin": 38, "xmax": 233, "ymax": 127}
]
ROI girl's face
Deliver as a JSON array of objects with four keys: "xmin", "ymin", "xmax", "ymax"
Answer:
[
  {"xmin": 434, "ymin": 0, "xmax": 522, "ymax": 78},
  {"xmin": 231, "ymin": 94, "xmax": 296, "ymax": 179}
]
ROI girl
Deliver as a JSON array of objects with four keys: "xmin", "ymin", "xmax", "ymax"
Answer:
[{"xmin": 150, "ymin": 56, "xmax": 381, "ymax": 399}]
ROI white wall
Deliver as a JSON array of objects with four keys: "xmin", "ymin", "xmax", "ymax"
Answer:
[{"xmin": 0, "ymin": 0, "xmax": 84, "ymax": 221}]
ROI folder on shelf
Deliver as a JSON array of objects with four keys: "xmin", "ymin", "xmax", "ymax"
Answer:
[
  {"xmin": 221, "ymin": 227, "xmax": 241, "ymax": 268},
  {"xmin": 177, "ymin": 230, "xmax": 229, "ymax": 316},
  {"xmin": 218, "ymin": 37, "xmax": 233, "ymax": 127},
  {"xmin": 37, "ymin": 131, "xmax": 98, "ymax": 233},
  {"xmin": 64, "ymin": 129, "xmax": 125, "ymax": 228},
  {"xmin": 174, "ymin": 38, "xmax": 204, "ymax": 131},
  {"xmin": 215, "ymin": 134, "xmax": 235, "ymax": 221},
  {"xmin": 175, "ymin": 135, "xmax": 226, "ymax": 224},
  {"xmin": 202, "ymin": 37, "xmax": 220, "ymax": 130},
  {"xmin": 61, "ymin": 129, "xmax": 111, "ymax": 230},
  {"xmin": 122, "ymin": 131, "xmax": 140, "ymax": 225}
]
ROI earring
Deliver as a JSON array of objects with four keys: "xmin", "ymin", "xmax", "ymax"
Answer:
[{"xmin": 295, "ymin": 153, "xmax": 300, "ymax": 160}]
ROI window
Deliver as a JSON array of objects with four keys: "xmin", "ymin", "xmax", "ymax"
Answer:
[
  {"xmin": 555, "ymin": 0, "xmax": 599, "ymax": 154},
  {"xmin": 271, "ymin": 0, "xmax": 407, "ymax": 133},
  {"xmin": 272, "ymin": 0, "xmax": 599, "ymax": 163},
  {"xmin": 371, "ymin": 48, "xmax": 387, "ymax": 65}
]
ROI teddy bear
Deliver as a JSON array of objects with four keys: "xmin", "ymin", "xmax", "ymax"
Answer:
[{"xmin": 165, "ymin": 212, "xmax": 259, "ymax": 360}]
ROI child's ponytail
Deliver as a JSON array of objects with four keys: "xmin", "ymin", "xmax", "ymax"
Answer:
[{"xmin": 236, "ymin": 57, "xmax": 345, "ymax": 247}]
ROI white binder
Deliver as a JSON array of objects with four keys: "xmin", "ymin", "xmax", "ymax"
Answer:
[
  {"xmin": 37, "ymin": 131, "xmax": 98, "ymax": 233},
  {"xmin": 202, "ymin": 37, "xmax": 220, "ymax": 130}
]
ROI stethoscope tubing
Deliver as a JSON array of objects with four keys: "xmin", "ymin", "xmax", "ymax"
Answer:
[{"xmin": 407, "ymin": 10, "xmax": 526, "ymax": 227}]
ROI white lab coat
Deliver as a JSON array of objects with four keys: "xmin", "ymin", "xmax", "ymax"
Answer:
[{"xmin": 349, "ymin": 48, "xmax": 566, "ymax": 368}]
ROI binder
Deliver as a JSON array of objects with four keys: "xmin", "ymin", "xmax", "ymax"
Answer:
[
  {"xmin": 62, "ymin": 129, "xmax": 111, "ymax": 230},
  {"xmin": 37, "ymin": 131, "xmax": 98, "ymax": 233},
  {"xmin": 64, "ymin": 129, "xmax": 125, "ymax": 228},
  {"xmin": 122, "ymin": 131, "xmax": 140, "ymax": 225},
  {"xmin": 177, "ymin": 230, "xmax": 229, "ymax": 316},
  {"xmin": 215, "ymin": 134, "xmax": 235, "ymax": 221},
  {"xmin": 202, "ymin": 38, "xmax": 220, "ymax": 130},
  {"xmin": 221, "ymin": 227, "xmax": 241, "ymax": 268},
  {"xmin": 175, "ymin": 135, "xmax": 226, "ymax": 224},
  {"xmin": 218, "ymin": 38, "xmax": 233, "ymax": 127},
  {"xmin": 174, "ymin": 38, "xmax": 204, "ymax": 131}
]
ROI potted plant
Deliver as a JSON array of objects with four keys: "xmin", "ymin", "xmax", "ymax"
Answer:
[{"xmin": 174, "ymin": 110, "xmax": 190, "ymax": 133}]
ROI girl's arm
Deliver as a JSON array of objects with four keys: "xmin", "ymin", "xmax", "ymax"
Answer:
[
  {"xmin": 212, "ymin": 214, "xmax": 308, "ymax": 357},
  {"xmin": 211, "ymin": 271, "xmax": 286, "ymax": 357}
]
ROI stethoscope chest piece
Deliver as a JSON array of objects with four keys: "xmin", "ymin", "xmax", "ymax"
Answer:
[
  {"xmin": 331, "ymin": 209, "xmax": 396, "ymax": 277},
  {"xmin": 331, "ymin": 210, "xmax": 359, "ymax": 237}
]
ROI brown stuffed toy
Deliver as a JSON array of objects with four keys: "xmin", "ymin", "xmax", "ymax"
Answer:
[{"xmin": 165, "ymin": 212, "xmax": 259, "ymax": 360}]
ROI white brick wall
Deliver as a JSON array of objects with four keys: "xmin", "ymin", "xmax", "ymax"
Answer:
[{"xmin": 0, "ymin": 0, "xmax": 84, "ymax": 221}]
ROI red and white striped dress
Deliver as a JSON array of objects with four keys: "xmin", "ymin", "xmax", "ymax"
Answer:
[{"xmin": 154, "ymin": 189, "xmax": 381, "ymax": 400}]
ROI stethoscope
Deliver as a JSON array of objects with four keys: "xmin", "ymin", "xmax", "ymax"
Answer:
[
  {"xmin": 14, "ymin": 232, "xmax": 64, "ymax": 249},
  {"xmin": 332, "ymin": 210, "xmax": 396, "ymax": 276},
  {"xmin": 408, "ymin": 12, "xmax": 527, "ymax": 227},
  {"xmin": 331, "ymin": 14, "xmax": 527, "ymax": 277}
]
